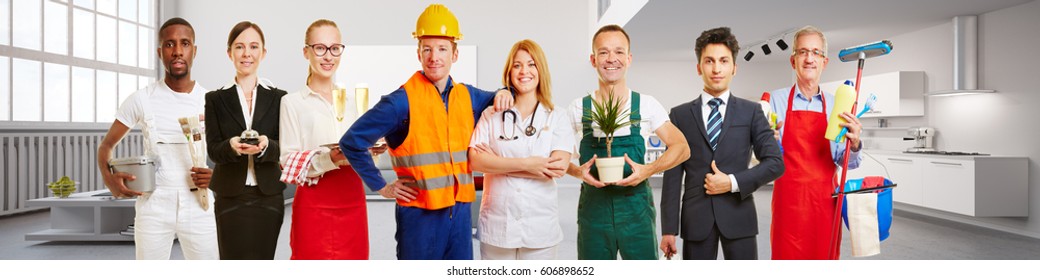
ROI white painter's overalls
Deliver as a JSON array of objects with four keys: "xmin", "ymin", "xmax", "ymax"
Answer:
[{"xmin": 132, "ymin": 83, "xmax": 218, "ymax": 260}]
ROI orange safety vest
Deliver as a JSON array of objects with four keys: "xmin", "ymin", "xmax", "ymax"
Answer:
[{"xmin": 389, "ymin": 71, "xmax": 476, "ymax": 210}]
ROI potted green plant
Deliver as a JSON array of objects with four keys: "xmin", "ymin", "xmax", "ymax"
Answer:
[{"xmin": 585, "ymin": 86, "xmax": 638, "ymax": 183}]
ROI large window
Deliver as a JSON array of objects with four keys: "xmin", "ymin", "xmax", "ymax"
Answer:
[{"xmin": 0, "ymin": 0, "xmax": 158, "ymax": 123}]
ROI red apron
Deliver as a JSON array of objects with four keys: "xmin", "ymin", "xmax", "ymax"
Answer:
[
  {"xmin": 770, "ymin": 86, "xmax": 839, "ymax": 260},
  {"xmin": 290, "ymin": 167, "xmax": 370, "ymax": 260}
]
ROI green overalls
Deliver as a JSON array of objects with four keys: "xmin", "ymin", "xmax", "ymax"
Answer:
[{"xmin": 577, "ymin": 91, "xmax": 658, "ymax": 260}]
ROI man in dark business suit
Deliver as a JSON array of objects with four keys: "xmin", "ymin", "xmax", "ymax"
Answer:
[{"xmin": 659, "ymin": 27, "xmax": 784, "ymax": 260}]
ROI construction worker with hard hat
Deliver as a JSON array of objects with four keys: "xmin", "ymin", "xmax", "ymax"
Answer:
[{"xmin": 339, "ymin": 3, "xmax": 513, "ymax": 260}]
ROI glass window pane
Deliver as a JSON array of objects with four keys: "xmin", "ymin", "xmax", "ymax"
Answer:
[
  {"xmin": 118, "ymin": 21, "xmax": 136, "ymax": 66},
  {"xmin": 138, "ymin": 27, "xmax": 152, "ymax": 69},
  {"xmin": 138, "ymin": 75, "xmax": 151, "ymax": 89},
  {"xmin": 1, "ymin": 0, "xmax": 10, "ymax": 45},
  {"xmin": 96, "ymin": 0, "xmax": 115, "ymax": 16},
  {"xmin": 13, "ymin": 0, "xmax": 42, "ymax": 51},
  {"xmin": 44, "ymin": 1, "xmax": 68, "ymax": 55},
  {"xmin": 71, "ymin": 67, "xmax": 95, "ymax": 122},
  {"xmin": 117, "ymin": 0, "xmax": 134, "ymax": 22},
  {"xmin": 137, "ymin": 0, "xmax": 151, "ymax": 26},
  {"xmin": 118, "ymin": 72, "xmax": 136, "ymax": 104},
  {"xmin": 97, "ymin": 15, "xmax": 116, "ymax": 63},
  {"xmin": 96, "ymin": 70, "xmax": 116, "ymax": 123},
  {"xmin": 0, "ymin": 57, "xmax": 8, "ymax": 121},
  {"xmin": 44, "ymin": 63, "xmax": 70, "ymax": 122},
  {"xmin": 73, "ymin": 0, "xmax": 94, "ymax": 10},
  {"xmin": 73, "ymin": 9, "xmax": 94, "ymax": 59},
  {"xmin": 12, "ymin": 58, "xmax": 42, "ymax": 121}
]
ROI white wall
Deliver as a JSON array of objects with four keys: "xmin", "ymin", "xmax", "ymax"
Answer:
[
  {"xmin": 169, "ymin": 0, "xmax": 594, "ymax": 106},
  {"xmin": 628, "ymin": 59, "xmax": 791, "ymax": 109}
]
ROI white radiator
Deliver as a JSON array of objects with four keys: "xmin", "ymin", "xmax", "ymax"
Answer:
[{"xmin": 2, "ymin": 128, "xmax": 143, "ymax": 216}]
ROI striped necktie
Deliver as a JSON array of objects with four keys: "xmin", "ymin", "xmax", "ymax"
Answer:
[{"xmin": 707, "ymin": 98, "xmax": 724, "ymax": 150}]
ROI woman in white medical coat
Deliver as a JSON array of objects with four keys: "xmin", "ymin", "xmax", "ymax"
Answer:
[{"xmin": 469, "ymin": 39, "xmax": 574, "ymax": 260}]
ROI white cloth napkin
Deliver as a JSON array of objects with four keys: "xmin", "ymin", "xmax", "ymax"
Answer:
[{"xmin": 848, "ymin": 193, "xmax": 881, "ymax": 257}]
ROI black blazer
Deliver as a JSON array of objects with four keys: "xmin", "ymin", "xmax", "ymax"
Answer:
[
  {"xmin": 204, "ymin": 84, "xmax": 287, "ymax": 197},
  {"xmin": 661, "ymin": 94, "xmax": 784, "ymax": 241}
]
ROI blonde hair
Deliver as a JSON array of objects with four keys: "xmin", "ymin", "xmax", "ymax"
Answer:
[
  {"xmin": 792, "ymin": 25, "xmax": 828, "ymax": 56},
  {"xmin": 502, "ymin": 39, "xmax": 554, "ymax": 110},
  {"xmin": 304, "ymin": 19, "xmax": 339, "ymax": 85}
]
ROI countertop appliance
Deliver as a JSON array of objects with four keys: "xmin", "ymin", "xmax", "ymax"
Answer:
[{"xmin": 904, "ymin": 127, "xmax": 936, "ymax": 152}]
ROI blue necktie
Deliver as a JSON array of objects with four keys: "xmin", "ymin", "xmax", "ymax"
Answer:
[{"xmin": 707, "ymin": 98, "xmax": 723, "ymax": 151}]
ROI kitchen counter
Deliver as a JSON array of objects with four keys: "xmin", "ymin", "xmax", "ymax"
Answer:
[
  {"xmin": 861, "ymin": 149, "xmax": 1021, "ymax": 159},
  {"xmin": 849, "ymin": 150, "xmax": 1029, "ymax": 217}
]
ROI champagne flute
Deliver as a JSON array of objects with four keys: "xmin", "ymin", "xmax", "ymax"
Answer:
[
  {"xmin": 333, "ymin": 86, "xmax": 347, "ymax": 122},
  {"xmin": 354, "ymin": 83, "xmax": 369, "ymax": 119}
]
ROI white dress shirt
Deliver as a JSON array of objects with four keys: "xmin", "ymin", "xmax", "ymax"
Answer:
[
  {"xmin": 279, "ymin": 86, "xmax": 359, "ymax": 177},
  {"xmin": 227, "ymin": 79, "xmax": 273, "ymax": 186},
  {"xmin": 470, "ymin": 103, "xmax": 575, "ymax": 249},
  {"xmin": 699, "ymin": 90, "xmax": 741, "ymax": 193}
]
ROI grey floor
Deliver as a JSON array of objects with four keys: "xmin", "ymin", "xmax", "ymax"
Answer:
[{"xmin": 2, "ymin": 183, "xmax": 1039, "ymax": 260}]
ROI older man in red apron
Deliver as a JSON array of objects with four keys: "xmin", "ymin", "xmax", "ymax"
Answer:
[{"xmin": 767, "ymin": 26, "xmax": 863, "ymax": 260}]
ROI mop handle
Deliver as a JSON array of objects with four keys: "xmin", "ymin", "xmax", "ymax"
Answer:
[{"xmin": 829, "ymin": 56, "xmax": 865, "ymax": 260}]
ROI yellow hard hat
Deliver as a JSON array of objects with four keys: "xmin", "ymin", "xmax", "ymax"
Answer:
[{"xmin": 412, "ymin": 4, "xmax": 463, "ymax": 41}]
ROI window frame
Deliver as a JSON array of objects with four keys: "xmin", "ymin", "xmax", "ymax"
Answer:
[{"xmin": 0, "ymin": 0, "xmax": 159, "ymax": 124}]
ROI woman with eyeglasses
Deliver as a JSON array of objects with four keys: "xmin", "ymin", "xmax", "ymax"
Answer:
[
  {"xmin": 468, "ymin": 39, "xmax": 574, "ymax": 260},
  {"xmin": 205, "ymin": 21, "xmax": 287, "ymax": 260},
  {"xmin": 279, "ymin": 19, "xmax": 379, "ymax": 259}
]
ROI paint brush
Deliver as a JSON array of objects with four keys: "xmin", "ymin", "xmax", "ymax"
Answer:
[{"xmin": 179, "ymin": 116, "xmax": 210, "ymax": 211}]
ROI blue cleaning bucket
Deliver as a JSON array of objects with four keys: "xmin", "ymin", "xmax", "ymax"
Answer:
[{"xmin": 840, "ymin": 178, "xmax": 894, "ymax": 241}]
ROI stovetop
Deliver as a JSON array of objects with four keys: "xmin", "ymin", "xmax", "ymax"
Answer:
[{"xmin": 903, "ymin": 150, "xmax": 989, "ymax": 156}]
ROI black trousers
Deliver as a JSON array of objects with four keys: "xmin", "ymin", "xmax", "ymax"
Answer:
[
  {"xmin": 214, "ymin": 186, "xmax": 284, "ymax": 260},
  {"xmin": 682, "ymin": 223, "xmax": 758, "ymax": 260}
]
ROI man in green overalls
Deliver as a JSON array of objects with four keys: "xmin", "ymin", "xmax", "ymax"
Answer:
[{"xmin": 565, "ymin": 24, "xmax": 690, "ymax": 260}]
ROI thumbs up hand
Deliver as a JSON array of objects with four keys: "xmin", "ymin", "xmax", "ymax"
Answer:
[{"xmin": 704, "ymin": 160, "xmax": 732, "ymax": 195}]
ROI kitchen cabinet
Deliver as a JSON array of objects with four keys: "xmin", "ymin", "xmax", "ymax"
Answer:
[
  {"xmin": 819, "ymin": 71, "xmax": 924, "ymax": 118},
  {"xmin": 847, "ymin": 150, "xmax": 1028, "ymax": 217},
  {"xmin": 922, "ymin": 158, "xmax": 974, "ymax": 214}
]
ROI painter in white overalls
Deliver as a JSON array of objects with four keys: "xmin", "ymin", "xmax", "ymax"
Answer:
[{"xmin": 109, "ymin": 81, "xmax": 219, "ymax": 260}]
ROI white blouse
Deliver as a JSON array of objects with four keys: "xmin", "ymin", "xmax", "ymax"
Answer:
[
  {"xmin": 469, "ymin": 103, "xmax": 575, "ymax": 249},
  {"xmin": 278, "ymin": 86, "xmax": 359, "ymax": 177}
]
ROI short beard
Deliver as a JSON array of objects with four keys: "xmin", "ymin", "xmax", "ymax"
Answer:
[{"xmin": 165, "ymin": 69, "xmax": 189, "ymax": 80}]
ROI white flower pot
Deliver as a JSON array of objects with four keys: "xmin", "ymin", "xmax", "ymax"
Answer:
[{"xmin": 595, "ymin": 156, "xmax": 625, "ymax": 183}]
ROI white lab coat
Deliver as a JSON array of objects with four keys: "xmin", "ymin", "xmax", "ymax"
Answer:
[{"xmin": 470, "ymin": 104, "xmax": 574, "ymax": 250}]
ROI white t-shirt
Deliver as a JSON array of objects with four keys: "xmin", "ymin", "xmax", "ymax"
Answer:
[
  {"xmin": 469, "ymin": 103, "xmax": 574, "ymax": 249},
  {"xmin": 115, "ymin": 80, "xmax": 207, "ymax": 188},
  {"xmin": 567, "ymin": 90, "xmax": 670, "ymax": 155}
]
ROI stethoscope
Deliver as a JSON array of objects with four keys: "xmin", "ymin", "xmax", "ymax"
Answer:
[{"xmin": 498, "ymin": 101, "xmax": 540, "ymax": 141}]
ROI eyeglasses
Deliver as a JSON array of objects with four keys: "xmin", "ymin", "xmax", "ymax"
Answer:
[
  {"xmin": 308, "ymin": 44, "xmax": 345, "ymax": 57},
  {"xmin": 794, "ymin": 48, "xmax": 826, "ymax": 59}
]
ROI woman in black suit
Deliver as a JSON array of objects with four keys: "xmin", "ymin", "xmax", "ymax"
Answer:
[{"xmin": 204, "ymin": 21, "xmax": 287, "ymax": 260}]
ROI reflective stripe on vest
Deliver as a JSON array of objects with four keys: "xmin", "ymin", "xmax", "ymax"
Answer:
[{"xmin": 388, "ymin": 71, "xmax": 476, "ymax": 210}]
